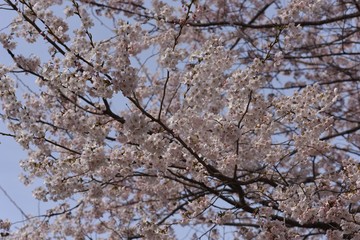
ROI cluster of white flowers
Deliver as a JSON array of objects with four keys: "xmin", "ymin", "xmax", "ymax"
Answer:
[
  {"xmin": 0, "ymin": 0, "xmax": 358, "ymax": 239},
  {"xmin": 0, "ymin": 219, "xmax": 11, "ymax": 232},
  {"xmin": 0, "ymin": 33, "xmax": 17, "ymax": 50},
  {"xmin": 277, "ymin": 0, "xmax": 324, "ymax": 22}
]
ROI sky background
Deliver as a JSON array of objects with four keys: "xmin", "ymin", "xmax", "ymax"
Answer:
[{"xmin": 0, "ymin": 9, "xmax": 53, "ymax": 227}]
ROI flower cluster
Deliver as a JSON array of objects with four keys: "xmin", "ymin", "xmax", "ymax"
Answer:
[{"xmin": 0, "ymin": 0, "xmax": 359, "ymax": 239}]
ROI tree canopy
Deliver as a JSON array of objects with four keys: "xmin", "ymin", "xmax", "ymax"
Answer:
[{"xmin": 0, "ymin": 0, "xmax": 360, "ymax": 239}]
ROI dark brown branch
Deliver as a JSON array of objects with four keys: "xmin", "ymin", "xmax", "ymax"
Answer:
[{"xmin": 321, "ymin": 125, "xmax": 360, "ymax": 141}]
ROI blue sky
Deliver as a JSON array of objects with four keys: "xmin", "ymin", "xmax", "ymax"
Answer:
[
  {"xmin": 0, "ymin": 11, "xmax": 41, "ymax": 226},
  {"xmin": 0, "ymin": 129, "xmax": 40, "ymax": 223}
]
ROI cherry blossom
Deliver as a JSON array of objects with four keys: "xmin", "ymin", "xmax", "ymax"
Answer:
[{"xmin": 0, "ymin": 0, "xmax": 359, "ymax": 239}]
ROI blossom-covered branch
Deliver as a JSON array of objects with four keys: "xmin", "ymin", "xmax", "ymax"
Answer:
[{"xmin": 0, "ymin": 0, "xmax": 359, "ymax": 239}]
